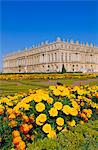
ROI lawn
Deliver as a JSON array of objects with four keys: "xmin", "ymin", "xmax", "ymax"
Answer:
[{"xmin": 0, "ymin": 78, "xmax": 98, "ymax": 96}]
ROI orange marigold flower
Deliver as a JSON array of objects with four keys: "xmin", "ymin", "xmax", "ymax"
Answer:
[
  {"xmin": 16, "ymin": 141, "xmax": 26, "ymax": 150},
  {"xmin": 22, "ymin": 115, "xmax": 29, "ymax": 122},
  {"xmin": 20, "ymin": 124, "xmax": 30, "ymax": 134},
  {"xmin": 13, "ymin": 136, "xmax": 22, "ymax": 145},
  {"xmin": 0, "ymin": 108, "xmax": 4, "ymax": 115},
  {"xmin": 12, "ymin": 130, "xmax": 20, "ymax": 138}
]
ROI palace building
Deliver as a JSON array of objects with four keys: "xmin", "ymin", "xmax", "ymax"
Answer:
[{"xmin": 3, "ymin": 37, "xmax": 98, "ymax": 73}]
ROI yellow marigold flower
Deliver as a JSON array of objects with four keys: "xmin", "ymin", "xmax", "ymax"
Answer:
[
  {"xmin": 13, "ymin": 106, "xmax": 20, "ymax": 112},
  {"xmin": 7, "ymin": 108, "xmax": 13, "ymax": 115},
  {"xmin": 12, "ymin": 130, "xmax": 20, "ymax": 138},
  {"xmin": 53, "ymin": 89, "xmax": 61, "ymax": 96},
  {"xmin": 96, "ymin": 105, "xmax": 98, "ymax": 109},
  {"xmin": 42, "ymin": 123, "xmax": 51, "ymax": 133},
  {"xmin": 37, "ymin": 114, "xmax": 47, "ymax": 122},
  {"xmin": 71, "ymin": 100, "xmax": 80, "ymax": 111},
  {"xmin": 57, "ymin": 85, "xmax": 64, "ymax": 91},
  {"xmin": 87, "ymin": 109, "xmax": 92, "ymax": 114},
  {"xmin": 35, "ymin": 102, "xmax": 45, "ymax": 112},
  {"xmin": 22, "ymin": 103, "xmax": 30, "ymax": 110},
  {"xmin": 56, "ymin": 117, "xmax": 64, "ymax": 126},
  {"xmin": 83, "ymin": 109, "xmax": 92, "ymax": 116},
  {"xmin": 62, "ymin": 105, "xmax": 71, "ymax": 115},
  {"xmin": 47, "ymin": 130, "xmax": 56, "ymax": 138},
  {"xmin": 42, "ymin": 94, "xmax": 50, "ymax": 101},
  {"xmin": 77, "ymin": 89, "xmax": 84, "ymax": 95},
  {"xmin": 54, "ymin": 102, "xmax": 63, "ymax": 110},
  {"xmin": 60, "ymin": 88, "xmax": 70, "ymax": 97},
  {"xmin": 28, "ymin": 89, "xmax": 33, "ymax": 94},
  {"xmin": 49, "ymin": 107, "xmax": 58, "ymax": 117},
  {"xmin": 90, "ymin": 102, "xmax": 97, "ymax": 108},
  {"xmin": 73, "ymin": 86, "xmax": 80, "ymax": 91},
  {"xmin": 6, "ymin": 101, "xmax": 13, "ymax": 107},
  {"xmin": 9, "ymin": 120, "xmax": 17, "ymax": 127},
  {"xmin": 33, "ymin": 94, "xmax": 42, "ymax": 103},
  {"xmin": 47, "ymin": 97, "xmax": 53, "ymax": 104},
  {"xmin": 36, "ymin": 118, "xmax": 43, "ymax": 126},
  {"xmin": 49, "ymin": 86, "xmax": 56, "ymax": 91},
  {"xmin": 70, "ymin": 108, "xmax": 78, "ymax": 116},
  {"xmin": 57, "ymin": 126, "xmax": 63, "ymax": 131},
  {"xmin": 1, "ymin": 97, "xmax": 9, "ymax": 103},
  {"xmin": 81, "ymin": 102, "xmax": 85, "ymax": 106},
  {"xmin": 80, "ymin": 120, "xmax": 85, "ymax": 125},
  {"xmin": 67, "ymin": 120, "xmax": 76, "ymax": 127},
  {"xmin": 61, "ymin": 127, "xmax": 68, "ymax": 133},
  {"xmin": 9, "ymin": 114, "xmax": 16, "ymax": 120},
  {"xmin": 0, "ymin": 104, "xmax": 4, "ymax": 109}
]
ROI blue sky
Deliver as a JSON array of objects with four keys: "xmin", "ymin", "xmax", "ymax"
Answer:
[{"xmin": 0, "ymin": 0, "xmax": 98, "ymax": 70}]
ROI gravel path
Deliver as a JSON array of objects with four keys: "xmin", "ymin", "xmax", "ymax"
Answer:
[{"xmin": 73, "ymin": 78, "xmax": 98, "ymax": 86}]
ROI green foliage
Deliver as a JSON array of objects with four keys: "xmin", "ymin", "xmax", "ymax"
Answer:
[
  {"xmin": 0, "ymin": 116, "xmax": 13, "ymax": 150},
  {"xmin": 28, "ymin": 120, "xmax": 98, "ymax": 150}
]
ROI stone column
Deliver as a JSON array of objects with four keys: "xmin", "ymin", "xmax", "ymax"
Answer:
[{"xmin": 57, "ymin": 51, "xmax": 61, "ymax": 62}]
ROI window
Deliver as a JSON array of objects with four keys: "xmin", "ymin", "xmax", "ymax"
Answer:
[
  {"xmin": 52, "ymin": 54, "xmax": 53, "ymax": 61},
  {"xmin": 55, "ymin": 53, "xmax": 57, "ymax": 61},
  {"xmin": 61, "ymin": 45, "xmax": 63, "ymax": 49},
  {"xmin": 61, "ymin": 53, "xmax": 63, "ymax": 61},
  {"xmin": 69, "ymin": 54, "xmax": 71, "ymax": 61},
  {"xmin": 65, "ymin": 53, "xmax": 67, "ymax": 62}
]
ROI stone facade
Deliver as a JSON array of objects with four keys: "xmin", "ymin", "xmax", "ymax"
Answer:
[{"xmin": 3, "ymin": 37, "xmax": 98, "ymax": 73}]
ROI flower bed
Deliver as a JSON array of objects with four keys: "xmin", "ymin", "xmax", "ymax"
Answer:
[
  {"xmin": 0, "ymin": 85, "xmax": 98, "ymax": 150},
  {"xmin": 0, "ymin": 73, "xmax": 98, "ymax": 80}
]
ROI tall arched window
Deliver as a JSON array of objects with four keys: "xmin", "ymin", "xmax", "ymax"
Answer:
[
  {"xmin": 55, "ymin": 53, "xmax": 57, "ymax": 61},
  {"xmin": 61, "ymin": 53, "xmax": 63, "ymax": 61},
  {"xmin": 65, "ymin": 53, "xmax": 67, "ymax": 62},
  {"xmin": 69, "ymin": 54, "xmax": 71, "ymax": 61},
  {"xmin": 52, "ymin": 54, "xmax": 53, "ymax": 62}
]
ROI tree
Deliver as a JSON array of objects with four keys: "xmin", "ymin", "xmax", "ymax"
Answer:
[{"xmin": 62, "ymin": 64, "xmax": 66, "ymax": 73}]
